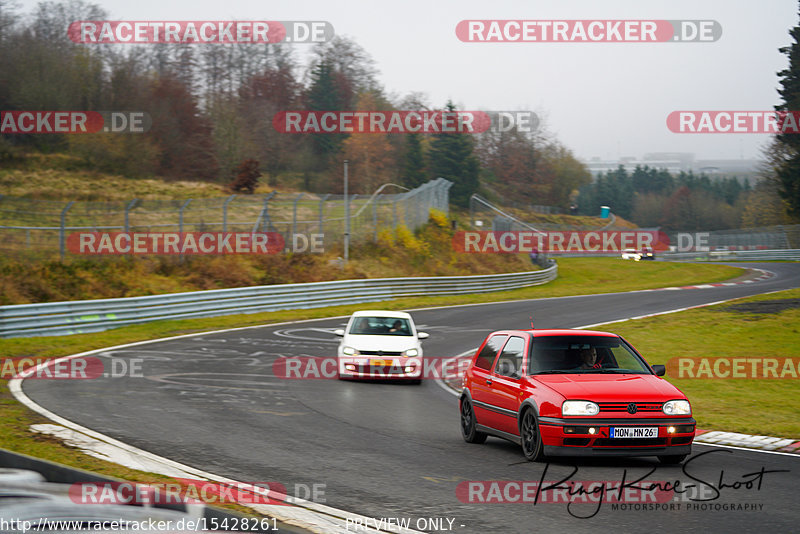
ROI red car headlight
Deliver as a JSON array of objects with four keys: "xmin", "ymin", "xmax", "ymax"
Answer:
[
  {"xmin": 562, "ymin": 400, "xmax": 600, "ymax": 416},
  {"xmin": 663, "ymin": 400, "xmax": 691, "ymax": 415}
]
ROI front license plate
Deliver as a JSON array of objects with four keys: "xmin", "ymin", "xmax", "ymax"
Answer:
[
  {"xmin": 369, "ymin": 359, "xmax": 394, "ymax": 366},
  {"xmin": 609, "ymin": 427, "xmax": 658, "ymax": 438}
]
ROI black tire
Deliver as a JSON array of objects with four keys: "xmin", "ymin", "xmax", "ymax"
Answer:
[
  {"xmin": 520, "ymin": 408, "xmax": 544, "ymax": 461},
  {"xmin": 658, "ymin": 454, "xmax": 688, "ymax": 465},
  {"xmin": 460, "ymin": 398, "xmax": 487, "ymax": 444}
]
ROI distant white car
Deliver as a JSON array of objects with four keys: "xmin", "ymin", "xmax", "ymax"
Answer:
[
  {"xmin": 335, "ymin": 310, "xmax": 428, "ymax": 383},
  {"xmin": 621, "ymin": 248, "xmax": 642, "ymax": 260}
]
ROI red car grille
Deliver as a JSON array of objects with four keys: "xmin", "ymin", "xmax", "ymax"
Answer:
[{"xmin": 598, "ymin": 402, "xmax": 663, "ymax": 412}]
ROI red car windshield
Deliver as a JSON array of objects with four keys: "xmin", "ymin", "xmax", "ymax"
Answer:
[{"xmin": 527, "ymin": 336, "xmax": 651, "ymax": 375}]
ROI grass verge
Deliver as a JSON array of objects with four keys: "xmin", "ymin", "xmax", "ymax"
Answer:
[{"xmin": 606, "ymin": 287, "xmax": 800, "ymax": 439}]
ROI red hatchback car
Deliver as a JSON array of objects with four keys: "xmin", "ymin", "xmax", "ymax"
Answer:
[{"xmin": 460, "ymin": 329, "xmax": 695, "ymax": 463}]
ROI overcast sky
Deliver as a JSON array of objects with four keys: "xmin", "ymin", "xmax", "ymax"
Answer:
[{"xmin": 16, "ymin": 0, "xmax": 800, "ymax": 162}]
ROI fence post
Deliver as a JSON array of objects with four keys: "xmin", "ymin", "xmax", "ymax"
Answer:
[
  {"xmin": 350, "ymin": 194, "xmax": 358, "ymax": 241},
  {"xmin": 469, "ymin": 193, "xmax": 475, "ymax": 227},
  {"xmin": 253, "ymin": 191, "xmax": 276, "ymax": 234},
  {"xmin": 415, "ymin": 187, "xmax": 421, "ymax": 229},
  {"xmin": 292, "ymin": 193, "xmax": 305, "ymax": 240},
  {"xmin": 318, "ymin": 194, "xmax": 329, "ymax": 242},
  {"xmin": 404, "ymin": 191, "xmax": 412, "ymax": 228},
  {"xmin": 179, "ymin": 199, "xmax": 192, "ymax": 234},
  {"xmin": 372, "ymin": 194, "xmax": 378, "ymax": 241},
  {"xmin": 124, "ymin": 199, "xmax": 138, "ymax": 233},
  {"xmin": 223, "ymin": 194, "xmax": 236, "ymax": 232},
  {"xmin": 179, "ymin": 199, "xmax": 191, "ymax": 262},
  {"xmin": 59, "ymin": 201, "xmax": 75, "ymax": 261},
  {"xmin": 344, "ymin": 160, "xmax": 349, "ymax": 263}
]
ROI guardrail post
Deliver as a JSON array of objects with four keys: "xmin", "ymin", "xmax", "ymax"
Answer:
[
  {"xmin": 223, "ymin": 194, "xmax": 236, "ymax": 232},
  {"xmin": 59, "ymin": 201, "xmax": 75, "ymax": 261}
]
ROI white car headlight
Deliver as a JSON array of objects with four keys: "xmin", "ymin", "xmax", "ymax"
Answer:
[
  {"xmin": 342, "ymin": 347, "xmax": 358, "ymax": 356},
  {"xmin": 663, "ymin": 400, "xmax": 691, "ymax": 415},
  {"xmin": 404, "ymin": 348, "xmax": 419, "ymax": 357},
  {"xmin": 562, "ymin": 401, "xmax": 600, "ymax": 416}
]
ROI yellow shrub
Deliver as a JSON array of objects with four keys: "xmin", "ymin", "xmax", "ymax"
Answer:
[
  {"xmin": 395, "ymin": 225, "xmax": 429, "ymax": 256},
  {"xmin": 428, "ymin": 209, "xmax": 449, "ymax": 229}
]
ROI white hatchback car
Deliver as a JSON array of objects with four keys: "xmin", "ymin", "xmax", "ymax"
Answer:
[
  {"xmin": 621, "ymin": 248, "xmax": 642, "ymax": 260},
  {"xmin": 335, "ymin": 310, "xmax": 429, "ymax": 383}
]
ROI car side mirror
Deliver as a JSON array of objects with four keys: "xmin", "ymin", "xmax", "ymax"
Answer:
[
  {"xmin": 417, "ymin": 332, "xmax": 429, "ymax": 339},
  {"xmin": 652, "ymin": 364, "xmax": 666, "ymax": 376},
  {"xmin": 334, "ymin": 329, "xmax": 345, "ymax": 337}
]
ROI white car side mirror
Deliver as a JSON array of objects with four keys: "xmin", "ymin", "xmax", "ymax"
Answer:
[
  {"xmin": 334, "ymin": 329, "xmax": 345, "ymax": 337},
  {"xmin": 417, "ymin": 332, "xmax": 429, "ymax": 339}
]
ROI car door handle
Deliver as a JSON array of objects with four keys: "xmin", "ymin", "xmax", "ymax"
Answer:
[{"xmin": 486, "ymin": 378, "xmax": 492, "ymax": 386}]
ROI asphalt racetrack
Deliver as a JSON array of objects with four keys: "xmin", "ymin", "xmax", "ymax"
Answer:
[{"xmin": 22, "ymin": 262, "xmax": 800, "ymax": 533}]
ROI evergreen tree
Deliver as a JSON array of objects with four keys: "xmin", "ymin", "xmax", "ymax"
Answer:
[
  {"xmin": 774, "ymin": 4, "xmax": 800, "ymax": 219},
  {"xmin": 305, "ymin": 60, "xmax": 348, "ymax": 165},
  {"xmin": 401, "ymin": 133, "xmax": 426, "ymax": 188},
  {"xmin": 428, "ymin": 101, "xmax": 480, "ymax": 208}
]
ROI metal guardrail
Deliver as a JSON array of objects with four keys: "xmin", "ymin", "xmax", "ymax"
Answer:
[
  {"xmin": 0, "ymin": 263, "xmax": 558, "ymax": 338},
  {"xmin": 660, "ymin": 249, "xmax": 800, "ymax": 262}
]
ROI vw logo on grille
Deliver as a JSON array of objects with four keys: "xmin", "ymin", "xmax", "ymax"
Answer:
[{"xmin": 627, "ymin": 403, "xmax": 638, "ymax": 414}]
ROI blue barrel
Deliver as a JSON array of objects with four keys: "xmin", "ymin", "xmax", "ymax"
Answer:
[{"xmin": 600, "ymin": 205, "xmax": 610, "ymax": 218}]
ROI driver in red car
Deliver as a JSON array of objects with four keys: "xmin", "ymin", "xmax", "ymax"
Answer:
[{"xmin": 577, "ymin": 347, "xmax": 603, "ymax": 369}]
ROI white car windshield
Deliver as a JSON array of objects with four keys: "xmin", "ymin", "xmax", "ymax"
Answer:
[{"xmin": 349, "ymin": 317, "xmax": 413, "ymax": 336}]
